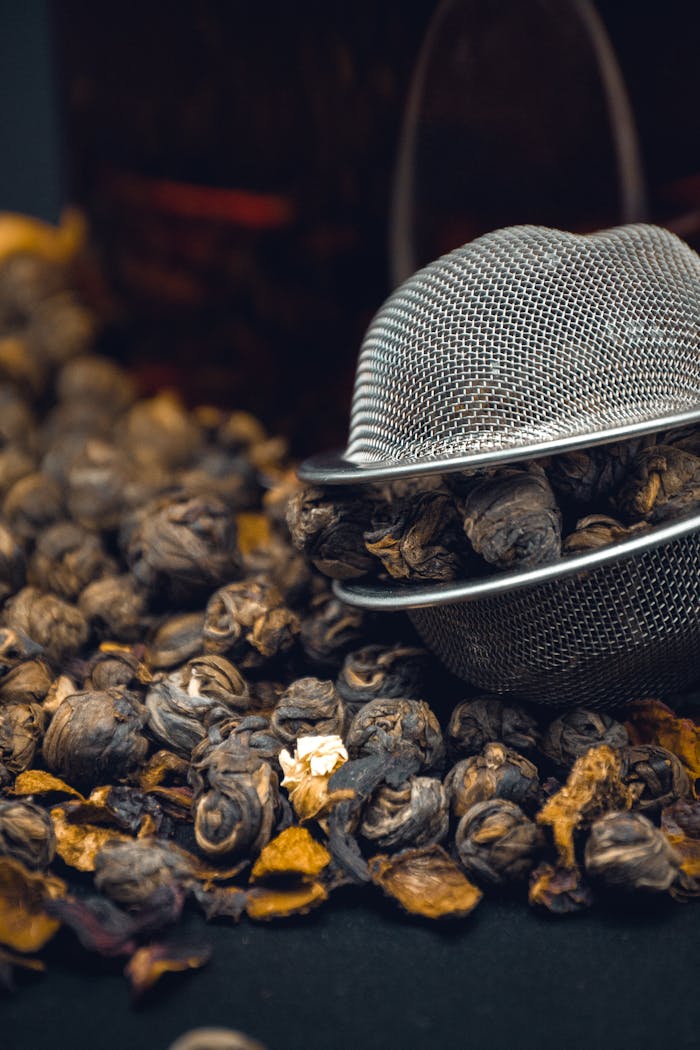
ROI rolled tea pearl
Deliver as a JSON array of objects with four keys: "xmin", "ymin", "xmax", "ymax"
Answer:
[
  {"xmin": 0, "ymin": 798, "xmax": 55, "ymax": 869},
  {"xmin": 2, "ymin": 586, "xmax": 89, "ymax": 664},
  {"xmin": 145, "ymin": 657, "xmax": 251, "ymax": 757},
  {"xmin": 55, "ymin": 354, "xmax": 136, "ymax": 412},
  {"xmin": 539, "ymin": 708, "xmax": 628, "ymax": 769},
  {"xmin": 168, "ymin": 1029, "xmax": 267, "ymax": 1050},
  {"xmin": 270, "ymin": 677, "xmax": 345, "ymax": 747},
  {"xmin": 286, "ymin": 484, "xmax": 376, "ymax": 580},
  {"xmin": 461, "ymin": 466, "xmax": 562, "ymax": 570},
  {"xmin": 29, "ymin": 521, "xmax": 117, "ymax": 601},
  {"xmin": 123, "ymin": 490, "xmax": 242, "ymax": 607},
  {"xmin": 346, "ymin": 697, "xmax": 445, "ymax": 772},
  {"xmin": 148, "ymin": 612, "xmax": 205, "ymax": 670},
  {"xmin": 203, "ymin": 579, "xmax": 299, "ymax": 669},
  {"xmin": 336, "ymin": 643, "xmax": 429, "ymax": 710},
  {"xmin": 43, "ymin": 688, "xmax": 148, "ymax": 790},
  {"xmin": 584, "ymin": 811, "xmax": 681, "ymax": 892},
  {"xmin": 3, "ymin": 472, "xmax": 64, "ymax": 542},
  {"xmin": 445, "ymin": 742, "xmax": 540, "ymax": 818},
  {"xmin": 620, "ymin": 745, "xmax": 691, "ymax": 816},
  {"xmin": 94, "ymin": 838, "xmax": 192, "ymax": 908},
  {"xmin": 0, "ymin": 521, "xmax": 26, "ymax": 602},
  {"xmin": 446, "ymin": 697, "xmax": 540, "ymax": 761},
  {"xmin": 360, "ymin": 776, "xmax": 449, "ymax": 850},
  {"xmin": 299, "ymin": 593, "xmax": 367, "ymax": 671},
  {"xmin": 190, "ymin": 738, "xmax": 282, "ymax": 859},
  {"xmin": 79, "ymin": 575, "xmax": 150, "ymax": 642},
  {"xmin": 0, "ymin": 702, "xmax": 45, "ymax": 785},
  {"xmin": 455, "ymin": 799, "xmax": 544, "ymax": 887}
]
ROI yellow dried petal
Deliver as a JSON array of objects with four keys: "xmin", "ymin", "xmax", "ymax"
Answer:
[
  {"xmin": 537, "ymin": 745, "xmax": 633, "ymax": 868},
  {"xmin": 50, "ymin": 806, "xmax": 131, "ymax": 872},
  {"xmin": 369, "ymin": 845, "xmax": 482, "ymax": 919},
  {"xmin": 12, "ymin": 770, "xmax": 85, "ymax": 801},
  {"xmin": 0, "ymin": 857, "xmax": 65, "ymax": 953},
  {"xmin": 245, "ymin": 881, "xmax": 328, "ymax": 921},
  {"xmin": 250, "ymin": 826, "xmax": 331, "ymax": 883},
  {"xmin": 235, "ymin": 512, "xmax": 272, "ymax": 556},
  {"xmin": 626, "ymin": 699, "xmax": 700, "ymax": 794},
  {"xmin": 125, "ymin": 942, "xmax": 212, "ymax": 999},
  {"xmin": 0, "ymin": 208, "xmax": 85, "ymax": 263}
]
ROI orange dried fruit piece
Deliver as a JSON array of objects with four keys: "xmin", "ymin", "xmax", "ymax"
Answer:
[
  {"xmin": 0, "ymin": 857, "xmax": 65, "ymax": 953},
  {"xmin": 245, "ymin": 882, "xmax": 328, "ymax": 921},
  {"xmin": 537, "ymin": 745, "xmax": 633, "ymax": 869},
  {"xmin": 250, "ymin": 826, "xmax": 331, "ymax": 884},
  {"xmin": 369, "ymin": 844, "xmax": 482, "ymax": 920}
]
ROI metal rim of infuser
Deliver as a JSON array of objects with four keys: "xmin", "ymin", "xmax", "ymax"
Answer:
[{"xmin": 299, "ymin": 223, "xmax": 700, "ymax": 609}]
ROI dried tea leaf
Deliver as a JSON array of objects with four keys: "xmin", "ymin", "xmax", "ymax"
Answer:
[
  {"xmin": 536, "ymin": 746, "xmax": 633, "ymax": 868},
  {"xmin": 191, "ymin": 884, "xmax": 247, "ymax": 922},
  {"xmin": 245, "ymin": 881, "xmax": 328, "ymax": 921},
  {"xmin": 625, "ymin": 700, "xmax": 700, "ymax": 792},
  {"xmin": 143, "ymin": 786, "xmax": 194, "ymax": 821},
  {"xmin": 369, "ymin": 845, "xmax": 482, "ymax": 919},
  {"xmin": 138, "ymin": 750, "xmax": 190, "ymax": 789},
  {"xmin": 50, "ymin": 805, "xmax": 131, "ymax": 872},
  {"xmin": 0, "ymin": 856, "xmax": 65, "ymax": 952},
  {"xmin": 125, "ymin": 940, "xmax": 213, "ymax": 999},
  {"xmin": 250, "ymin": 827, "xmax": 331, "ymax": 883},
  {"xmin": 12, "ymin": 769, "xmax": 85, "ymax": 801},
  {"xmin": 528, "ymin": 862, "xmax": 594, "ymax": 915}
]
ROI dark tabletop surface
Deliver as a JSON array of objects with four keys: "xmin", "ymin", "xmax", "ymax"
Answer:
[{"xmin": 5, "ymin": 884, "xmax": 700, "ymax": 1050}]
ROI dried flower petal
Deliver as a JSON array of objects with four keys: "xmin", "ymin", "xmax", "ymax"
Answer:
[
  {"xmin": 11, "ymin": 769, "xmax": 85, "ymax": 801},
  {"xmin": 369, "ymin": 845, "xmax": 482, "ymax": 919},
  {"xmin": 50, "ymin": 805, "xmax": 131, "ymax": 872},
  {"xmin": 124, "ymin": 939, "xmax": 212, "ymax": 999},
  {"xmin": 0, "ymin": 856, "xmax": 65, "ymax": 952},
  {"xmin": 250, "ymin": 827, "xmax": 331, "ymax": 883},
  {"xmin": 625, "ymin": 699, "xmax": 700, "ymax": 792},
  {"xmin": 245, "ymin": 881, "xmax": 328, "ymax": 921},
  {"xmin": 537, "ymin": 746, "xmax": 633, "ymax": 869}
]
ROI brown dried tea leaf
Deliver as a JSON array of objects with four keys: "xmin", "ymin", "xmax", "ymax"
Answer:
[
  {"xmin": 625, "ymin": 700, "xmax": 700, "ymax": 793},
  {"xmin": 245, "ymin": 881, "xmax": 328, "ymax": 921},
  {"xmin": 368, "ymin": 844, "xmax": 482, "ymax": 920},
  {"xmin": 0, "ymin": 856, "xmax": 65, "ymax": 952},
  {"xmin": 528, "ymin": 862, "xmax": 594, "ymax": 915},
  {"xmin": 50, "ymin": 805, "xmax": 131, "ymax": 872},
  {"xmin": 191, "ymin": 884, "xmax": 247, "ymax": 922},
  {"xmin": 125, "ymin": 940, "xmax": 212, "ymax": 1000},
  {"xmin": 12, "ymin": 769, "xmax": 85, "ymax": 801},
  {"xmin": 143, "ymin": 786, "xmax": 194, "ymax": 821},
  {"xmin": 537, "ymin": 746, "xmax": 633, "ymax": 869},
  {"xmin": 138, "ymin": 750, "xmax": 191, "ymax": 789},
  {"xmin": 250, "ymin": 827, "xmax": 331, "ymax": 884}
]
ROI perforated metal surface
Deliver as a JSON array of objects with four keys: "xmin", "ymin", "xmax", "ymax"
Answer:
[
  {"xmin": 301, "ymin": 223, "xmax": 700, "ymax": 705},
  {"xmin": 409, "ymin": 531, "xmax": 700, "ymax": 706},
  {"xmin": 344, "ymin": 224, "xmax": 700, "ymax": 472}
]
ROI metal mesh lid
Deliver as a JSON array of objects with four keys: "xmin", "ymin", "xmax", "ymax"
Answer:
[{"xmin": 300, "ymin": 223, "xmax": 700, "ymax": 484}]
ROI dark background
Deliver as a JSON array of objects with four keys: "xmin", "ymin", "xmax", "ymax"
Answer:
[{"xmin": 2, "ymin": 2, "xmax": 700, "ymax": 1047}]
